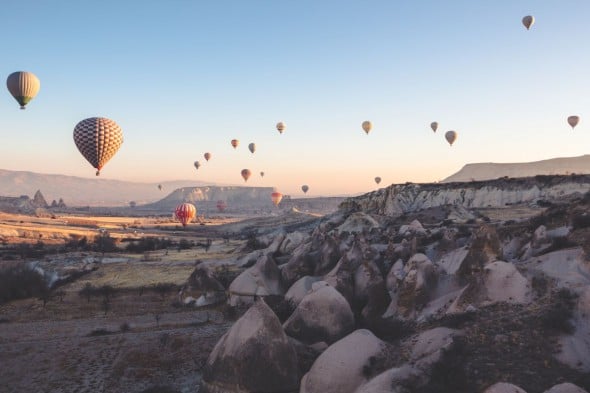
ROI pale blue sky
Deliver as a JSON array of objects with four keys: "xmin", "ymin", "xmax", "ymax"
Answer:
[{"xmin": 1, "ymin": 1, "xmax": 589, "ymax": 195}]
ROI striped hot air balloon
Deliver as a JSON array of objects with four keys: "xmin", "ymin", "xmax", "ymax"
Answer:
[
  {"xmin": 73, "ymin": 117, "xmax": 124, "ymax": 176},
  {"xmin": 276, "ymin": 122, "xmax": 286, "ymax": 134},
  {"xmin": 175, "ymin": 203, "xmax": 196, "ymax": 226},
  {"xmin": 7, "ymin": 71, "xmax": 40, "ymax": 109}
]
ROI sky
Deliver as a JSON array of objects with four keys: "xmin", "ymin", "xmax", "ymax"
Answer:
[{"xmin": 1, "ymin": 1, "xmax": 590, "ymax": 196}]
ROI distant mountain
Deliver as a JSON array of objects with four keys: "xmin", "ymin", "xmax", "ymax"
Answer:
[
  {"xmin": 0, "ymin": 169, "xmax": 211, "ymax": 206},
  {"xmin": 141, "ymin": 186, "xmax": 276, "ymax": 213},
  {"xmin": 443, "ymin": 155, "xmax": 590, "ymax": 183}
]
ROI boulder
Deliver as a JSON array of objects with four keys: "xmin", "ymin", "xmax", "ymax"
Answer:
[
  {"xmin": 483, "ymin": 261, "xmax": 531, "ymax": 304},
  {"xmin": 323, "ymin": 254, "xmax": 355, "ymax": 306},
  {"xmin": 285, "ymin": 275, "xmax": 323, "ymax": 307},
  {"xmin": 283, "ymin": 282, "xmax": 354, "ymax": 345},
  {"xmin": 201, "ymin": 300, "xmax": 298, "ymax": 393},
  {"xmin": 483, "ymin": 383, "xmax": 527, "ymax": 393},
  {"xmin": 300, "ymin": 329, "xmax": 395, "ymax": 393},
  {"xmin": 353, "ymin": 366, "xmax": 420, "ymax": 393},
  {"xmin": 228, "ymin": 254, "xmax": 283, "ymax": 306},
  {"xmin": 543, "ymin": 383, "xmax": 588, "ymax": 393}
]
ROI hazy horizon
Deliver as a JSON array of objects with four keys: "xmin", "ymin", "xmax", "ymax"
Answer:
[{"xmin": 1, "ymin": 1, "xmax": 589, "ymax": 195}]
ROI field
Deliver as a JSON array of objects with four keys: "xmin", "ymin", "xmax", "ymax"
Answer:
[{"xmin": 0, "ymin": 211, "xmax": 256, "ymax": 393}]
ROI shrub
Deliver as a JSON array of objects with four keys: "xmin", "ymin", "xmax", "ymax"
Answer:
[
  {"xmin": 119, "ymin": 322, "xmax": 131, "ymax": 332},
  {"xmin": 0, "ymin": 264, "xmax": 48, "ymax": 303},
  {"xmin": 541, "ymin": 288, "xmax": 577, "ymax": 334},
  {"xmin": 572, "ymin": 213, "xmax": 590, "ymax": 230},
  {"xmin": 87, "ymin": 328, "xmax": 113, "ymax": 337}
]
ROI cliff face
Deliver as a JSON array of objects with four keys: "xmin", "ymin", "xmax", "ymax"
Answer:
[
  {"xmin": 340, "ymin": 175, "xmax": 590, "ymax": 216},
  {"xmin": 443, "ymin": 155, "xmax": 590, "ymax": 183}
]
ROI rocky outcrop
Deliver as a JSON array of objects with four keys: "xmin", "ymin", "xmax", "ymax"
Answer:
[
  {"xmin": 228, "ymin": 254, "xmax": 283, "ymax": 306},
  {"xmin": 201, "ymin": 300, "xmax": 299, "ymax": 393},
  {"xmin": 339, "ymin": 175, "xmax": 590, "ymax": 216}
]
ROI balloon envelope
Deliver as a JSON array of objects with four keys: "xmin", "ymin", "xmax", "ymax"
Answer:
[
  {"xmin": 260, "ymin": 171, "xmax": 265, "ymax": 177},
  {"xmin": 73, "ymin": 117, "xmax": 124, "ymax": 176},
  {"xmin": 430, "ymin": 122, "xmax": 438, "ymax": 133},
  {"xmin": 276, "ymin": 122, "xmax": 286, "ymax": 134},
  {"xmin": 194, "ymin": 161, "xmax": 201, "ymax": 170},
  {"xmin": 204, "ymin": 152, "xmax": 211, "ymax": 161},
  {"xmin": 362, "ymin": 121, "xmax": 372, "ymax": 135},
  {"xmin": 374, "ymin": 177, "xmax": 381, "ymax": 184},
  {"xmin": 175, "ymin": 203, "xmax": 196, "ymax": 227},
  {"xmin": 248, "ymin": 143, "xmax": 256, "ymax": 154},
  {"xmin": 231, "ymin": 139, "xmax": 239, "ymax": 149},
  {"xmin": 271, "ymin": 192, "xmax": 283, "ymax": 206},
  {"xmin": 522, "ymin": 15, "xmax": 534, "ymax": 30},
  {"xmin": 568, "ymin": 115, "xmax": 580, "ymax": 129},
  {"xmin": 241, "ymin": 169, "xmax": 251, "ymax": 182},
  {"xmin": 158, "ymin": 184, "xmax": 162, "ymax": 191},
  {"xmin": 445, "ymin": 131, "xmax": 458, "ymax": 146},
  {"xmin": 6, "ymin": 71, "xmax": 40, "ymax": 109},
  {"xmin": 301, "ymin": 185, "xmax": 309, "ymax": 193}
]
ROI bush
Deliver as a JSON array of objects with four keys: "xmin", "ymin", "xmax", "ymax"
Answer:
[
  {"xmin": 177, "ymin": 238, "xmax": 194, "ymax": 250},
  {"xmin": 119, "ymin": 322, "xmax": 131, "ymax": 332},
  {"xmin": 572, "ymin": 213, "xmax": 590, "ymax": 230},
  {"xmin": 87, "ymin": 328, "xmax": 113, "ymax": 337},
  {"xmin": 0, "ymin": 264, "xmax": 49, "ymax": 303}
]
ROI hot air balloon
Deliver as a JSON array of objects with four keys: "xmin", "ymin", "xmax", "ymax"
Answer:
[
  {"xmin": 271, "ymin": 191, "xmax": 283, "ymax": 206},
  {"xmin": 276, "ymin": 122, "xmax": 286, "ymax": 134},
  {"xmin": 241, "ymin": 169, "xmax": 251, "ymax": 182},
  {"xmin": 568, "ymin": 115, "xmax": 580, "ymax": 129},
  {"xmin": 204, "ymin": 152, "xmax": 211, "ymax": 161},
  {"xmin": 6, "ymin": 71, "xmax": 40, "ymax": 109},
  {"xmin": 194, "ymin": 161, "xmax": 201, "ymax": 170},
  {"xmin": 158, "ymin": 184, "xmax": 162, "ymax": 191},
  {"xmin": 375, "ymin": 177, "xmax": 381, "ymax": 184},
  {"xmin": 445, "ymin": 131, "xmax": 458, "ymax": 146},
  {"xmin": 231, "ymin": 139, "xmax": 239, "ymax": 149},
  {"xmin": 301, "ymin": 185, "xmax": 309, "ymax": 194},
  {"xmin": 260, "ymin": 171, "xmax": 265, "ymax": 177},
  {"xmin": 216, "ymin": 200, "xmax": 227, "ymax": 212},
  {"xmin": 522, "ymin": 15, "xmax": 534, "ymax": 30},
  {"xmin": 430, "ymin": 122, "xmax": 438, "ymax": 133},
  {"xmin": 362, "ymin": 121, "xmax": 372, "ymax": 135},
  {"xmin": 73, "ymin": 117, "xmax": 124, "ymax": 176},
  {"xmin": 175, "ymin": 203, "xmax": 196, "ymax": 227},
  {"xmin": 248, "ymin": 143, "xmax": 256, "ymax": 154}
]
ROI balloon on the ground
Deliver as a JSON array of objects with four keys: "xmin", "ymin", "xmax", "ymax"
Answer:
[
  {"xmin": 271, "ymin": 191, "xmax": 283, "ymax": 206},
  {"xmin": 374, "ymin": 177, "xmax": 381, "ymax": 184},
  {"xmin": 276, "ymin": 122, "xmax": 286, "ymax": 134},
  {"xmin": 248, "ymin": 143, "xmax": 256, "ymax": 154},
  {"xmin": 362, "ymin": 121, "xmax": 372, "ymax": 135},
  {"xmin": 568, "ymin": 115, "xmax": 580, "ymax": 129},
  {"xmin": 231, "ymin": 139, "xmax": 239, "ymax": 149},
  {"xmin": 301, "ymin": 185, "xmax": 309, "ymax": 193},
  {"xmin": 204, "ymin": 152, "xmax": 212, "ymax": 161},
  {"xmin": 73, "ymin": 117, "xmax": 124, "ymax": 176},
  {"xmin": 430, "ymin": 122, "xmax": 438, "ymax": 133},
  {"xmin": 175, "ymin": 203, "xmax": 196, "ymax": 227},
  {"xmin": 6, "ymin": 71, "xmax": 40, "ymax": 109},
  {"xmin": 241, "ymin": 169, "xmax": 251, "ymax": 182},
  {"xmin": 445, "ymin": 130, "xmax": 458, "ymax": 146},
  {"xmin": 522, "ymin": 15, "xmax": 534, "ymax": 30}
]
